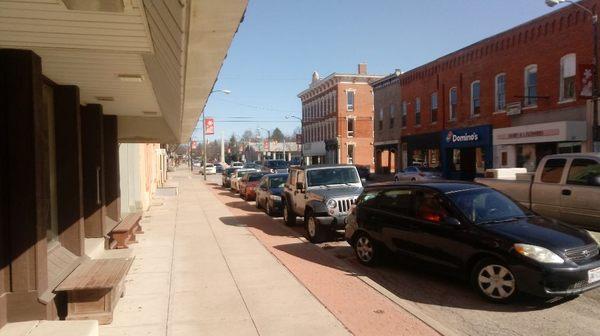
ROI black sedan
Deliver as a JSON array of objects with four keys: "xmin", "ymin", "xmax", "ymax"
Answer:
[
  {"xmin": 255, "ymin": 173, "xmax": 288, "ymax": 216},
  {"xmin": 345, "ymin": 182, "xmax": 600, "ymax": 302}
]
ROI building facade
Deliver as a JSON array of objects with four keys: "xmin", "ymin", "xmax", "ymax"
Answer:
[
  {"xmin": 372, "ymin": 0, "xmax": 598, "ymax": 179},
  {"xmin": 298, "ymin": 64, "xmax": 383, "ymax": 167}
]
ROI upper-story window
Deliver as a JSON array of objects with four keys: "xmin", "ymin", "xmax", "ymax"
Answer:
[
  {"xmin": 449, "ymin": 87, "xmax": 457, "ymax": 120},
  {"xmin": 347, "ymin": 90, "xmax": 355, "ymax": 111},
  {"xmin": 430, "ymin": 92, "xmax": 438, "ymax": 123},
  {"xmin": 495, "ymin": 73, "xmax": 506, "ymax": 112},
  {"xmin": 378, "ymin": 108, "xmax": 384, "ymax": 131},
  {"xmin": 524, "ymin": 64, "xmax": 537, "ymax": 107},
  {"xmin": 471, "ymin": 81, "xmax": 481, "ymax": 116},
  {"xmin": 401, "ymin": 101, "xmax": 408, "ymax": 128},
  {"xmin": 347, "ymin": 117, "xmax": 355, "ymax": 137},
  {"xmin": 560, "ymin": 53, "xmax": 576, "ymax": 101},
  {"xmin": 415, "ymin": 97, "xmax": 421, "ymax": 125},
  {"xmin": 389, "ymin": 104, "xmax": 395, "ymax": 129}
]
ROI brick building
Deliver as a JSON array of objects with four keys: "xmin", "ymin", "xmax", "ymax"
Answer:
[
  {"xmin": 298, "ymin": 64, "xmax": 383, "ymax": 166},
  {"xmin": 372, "ymin": 0, "xmax": 598, "ymax": 179}
]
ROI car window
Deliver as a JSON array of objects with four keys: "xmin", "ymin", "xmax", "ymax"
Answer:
[
  {"xmin": 297, "ymin": 171, "xmax": 305, "ymax": 187},
  {"xmin": 357, "ymin": 190, "xmax": 379, "ymax": 208},
  {"xmin": 269, "ymin": 176, "xmax": 287, "ymax": 188},
  {"xmin": 567, "ymin": 159, "xmax": 600, "ymax": 186},
  {"xmin": 267, "ymin": 160, "xmax": 288, "ymax": 169},
  {"xmin": 378, "ymin": 189, "xmax": 414, "ymax": 217},
  {"xmin": 406, "ymin": 167, "xmax": 417, "ymax": 173},
  {"xmin": 306, "ymin": 167, "xmax": 360, "ymax": 187},
  {"xmin": 446, "ymin": 188, "xmax": 530, "ymax": 224},
  {"xmin": 289, "ymin": 170, "xmax": 297, "ymax": 186},
  {"xmin": 248, "ymin": 173, "xmax": 264, "ymax": 182},
  {"xmin": 541, "ymin": 159, "xmax": 566, "ymax": 183},
  {"xmin": 259, "ymin": 177, "xmax": 268, "ymax": 188},
  {"xmin": 414, "ymin": 190, "xmax": 449, "ymax": 223}
]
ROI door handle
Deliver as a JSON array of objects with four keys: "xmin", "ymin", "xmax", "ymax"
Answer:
[{"xmin": 562, "ymin": 189, "xmax": 572, "ymax": 196}]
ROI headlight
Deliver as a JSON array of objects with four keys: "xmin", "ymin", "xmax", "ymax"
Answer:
[
  {"xmin": 269, "ymin": 195, "xmax": 281, "ymax": 201},
  {"xmin": 514, "ymin": 244, "xmax": 564, "ymax": 264},
  {"xmin": 590, "ymin": 232, "xmax": 600, "ymax": 245},
  {"xmin": 326, "ymin": 199, "xmax": 337, "ymax": 209}
]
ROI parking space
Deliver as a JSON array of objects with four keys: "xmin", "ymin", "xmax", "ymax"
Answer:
[{"xmin": 207, "ymin": 173, "xmax": 600, "ymax": 336}]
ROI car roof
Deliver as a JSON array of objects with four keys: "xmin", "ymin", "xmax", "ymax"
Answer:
[
  {"xmin": 544, "ymin": 153, "xmax": 600, "ymax": 159},
  {"xmin": 365, "ymin": 181, "xmax": 486, "ymax": 194},
  {"xmin": 289, "ymin": 164, "xmax": 356, "ymax": 170},
  {"xmin": 265, "ymin": 173, "xmax": 288, "ymax": 178}
]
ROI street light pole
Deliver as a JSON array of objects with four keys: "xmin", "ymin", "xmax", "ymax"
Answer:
[
  {"xmin": 286, "ymin": 115, "xmax": 303, "ymax": 163},
  {"xmin": 202, "ymin": 112, "xmax": 207, "ymax": 181}
]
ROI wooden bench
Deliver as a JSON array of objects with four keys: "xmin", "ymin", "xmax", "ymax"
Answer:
[
  {"xmin": 109, "ymin": 212, "xmax": 143, "ymax": 249},
  {"xmin": 55, "ymin": 258, "xmax": 133, "ymax": 325}
]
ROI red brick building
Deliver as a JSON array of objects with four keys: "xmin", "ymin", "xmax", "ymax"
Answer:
[
  {"xmin": 373, "ymin": 0, "xmax": 598, "ymax": 179},
  {"xmin": 298, "ymin": 64, "xmax": 382, "ymax": 167}
]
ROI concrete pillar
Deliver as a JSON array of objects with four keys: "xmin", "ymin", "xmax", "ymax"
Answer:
[
  {"xmin": 0, "ymin": 49, "xmax": 52, "ymax": 323},
  {"xmin": 103, "ymin": 115, "xmax": 120, "ymax": 224},
  {"xmin": 54, "ymin": 85, "xmax": 85, "ymax": 256},
  {"xmin": 80, "ymin": 104, "xmax": 106, "ymax": 238}
]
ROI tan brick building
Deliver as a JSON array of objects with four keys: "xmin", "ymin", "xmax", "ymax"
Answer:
[{"xmin": 298, "ymin": 64, "xmax": 382, "ymax": 167}]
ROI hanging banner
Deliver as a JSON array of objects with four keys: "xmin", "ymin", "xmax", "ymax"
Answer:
[
  {"xmin": 579, "ymin": 64, "xmax": 594, "ymax": 98},
  {"xmin": 191, "ymin": 141, "xmax": 197, "ymax": 149},
  {"xmin": 204, "ymin": 117, "xmax": 215, "ymax": 135},
  {"xmin": 263, "ymin": 139, "xmax": 270, "ymax": 151}
]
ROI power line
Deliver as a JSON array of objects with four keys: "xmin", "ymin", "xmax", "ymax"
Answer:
[{"xmin": 211, "ymin": 97, "xmax": 300, "ymax": 114}]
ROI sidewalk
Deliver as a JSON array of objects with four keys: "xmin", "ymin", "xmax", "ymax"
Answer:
[{"xmin": 99, "ymin": 168, "xmax": 348, "ymax": 336}]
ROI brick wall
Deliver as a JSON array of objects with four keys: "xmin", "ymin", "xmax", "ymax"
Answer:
[
  {"xmin": 378, "ymin": 0, "xmax": 597, "ymax": 139},
  {"xmin": 338, "ymin": 83, "xmax": 375, "ymax": 166},
  {"xmin": 373, "ymin": 76, "xmax": 402, "ymax": 143}
]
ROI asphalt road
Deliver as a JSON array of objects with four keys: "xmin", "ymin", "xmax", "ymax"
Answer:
[{"xmin": 207, "ymin": 173, "xmax": 600, "ymax": 336}]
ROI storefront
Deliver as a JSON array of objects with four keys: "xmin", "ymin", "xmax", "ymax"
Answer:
[
  {"xmin": 493, "ymin": 121, "xmax": 586, "ymax": 171},
  {"xmin": 401, "ymin": 132, "xmax": 441, "ymax": 169},
  {"xmin": 302, "ymin": 141, "xmax": 326, "ymax": 165},
  {"xmin": 325, "ymin": 139, "xmax": 339, "ymax": 164},
  {"xmin": 441, "ymin": 125, "xmax": 493, "ymax": 180},
  {"xmin": 374, "ymin": 141, "xmax": 400, "ymax": 174}
]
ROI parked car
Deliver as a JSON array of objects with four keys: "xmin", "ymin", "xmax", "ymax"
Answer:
[
  {"xmin": 231, "ymin": 161, "xmax": 244, "ymax": 169},
  {"xmin": 290, "ymin": 157, "xmax": 302, "ymax": 166},
  {"xmin": 239, "ymin": 172, "xmax": 267, "ymax": 201},
  {"xmin": 261, "ymin": 159, "xmax": 289, "ymax": 173},
  {"xmin": 222, "ymin": 167, "xmax": 238, "ymax": 188},
  {"xmin": 256, "ymin": 173, "xmax": 289, "ymax": 216},
  {"xmin": 394, "ymin": 166, "xmax": 443, "ymax": 181},
  {"xmin": 476, "ymin": 153, "xmax": 600, "ymax": 231},
  {"xmin": 215, "ymin": 163, "xmax": 224, "ymax": 173},
  {"xmin": 230, "ymin": 169, "xmax": 256, "ymax": 192},
  {"xmin": 243, "ymin": 162, "xmax": 261, "ymax": 170},
  {"xmin": 345, "ymin": 181, "xmax": 600, "ymax": 302},
  {"xmin": 202, "ymin": 163, "xmax": 217, "ymax": 175},
  {"xmin": 355, "ymin": 164, "xmax": 371, "ymax": 180},
  {"xmin": 282, "ymin": 165, "xmax": 363, "ymax": 243}
]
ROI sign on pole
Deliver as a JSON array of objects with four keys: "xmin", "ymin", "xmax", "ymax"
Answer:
[
  {"xmin": 205, "ymin": 117, "xmax": 215, "ymax": 135},
  {"xmin": 579, "ymin": 64, "xmax": 594, "ymax": 98},
  {"xmin": 263, "ymin": 139, "xmax": 270, "ymax": 151},
  {"xmin": 296, "ymin": 134, "xmax": 302, "ymax": 144},
  {"xmin": 191, "ymin": 141, "xmax": 197, "ymax": 149}
]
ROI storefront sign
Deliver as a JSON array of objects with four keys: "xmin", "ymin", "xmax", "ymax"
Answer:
[
  {"xmin": 446, "ymin": 131, "xmax": 479, "ymax": 143},
  {"xmin": 579, "ymin": 64, "xmax": 593, "ymax": 98},
  {"xmin": 493, "ymin": 121, "xmax": 586, "ymax": 145},
  {"xmin": 442, "ymin": 125, "xmax": 491, "ymax": 148}
]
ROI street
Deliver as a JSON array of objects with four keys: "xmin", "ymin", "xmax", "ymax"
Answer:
[{"xmin": 204, "ymin": 173, "xmax": 600, "ymax": 336}]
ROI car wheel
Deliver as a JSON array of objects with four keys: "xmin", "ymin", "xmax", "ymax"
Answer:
[
  {"xmin": 471, "ymin": 258, "xmax": 518, "ymax": 303},
  {"xmin": 283, "ymin": 200, "xmax": 296, "ymax": 226},
  {"xmin": 265, "ymin": 201, "xmax": 274, "ymax": 216},
  {"xmin": 305, "ymin": 211, "xmax": 327, "ymax": 243},
  {"xmin": 410, "ymin": 177, "xmax": 416, "ymax": 181},
  {"xmin": 256, "ymin": 197, "xmax": 262, "ymax": 209},
  {"xmin": 354, "ymin": 232, "xmax": 378, "ymax": 266},
  {"xmin": 394, "ymin": 177, "xmax": 399, "ymax": 182}
]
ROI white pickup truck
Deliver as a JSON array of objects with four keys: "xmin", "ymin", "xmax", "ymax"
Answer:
[{"xmin": 475, "ymin": 153, "xmax": 600, "ymax": 231}]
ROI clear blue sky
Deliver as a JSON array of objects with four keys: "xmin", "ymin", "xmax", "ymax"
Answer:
[{"xmin": 195, "ymin": 0, "xmax": 558, "ymax": 142}]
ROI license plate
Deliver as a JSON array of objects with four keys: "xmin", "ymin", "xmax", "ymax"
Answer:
[{"xmin": 589, "ymin": 267, "xmax": 600, "ymax": 284}]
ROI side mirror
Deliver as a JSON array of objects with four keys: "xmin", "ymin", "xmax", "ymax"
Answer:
[
  {"xmin": 296, "ymin": 182, "xmax": 304, "ymax": 190},
  {"xmin": 444, "ymin": 216, "xmax": 461, "ymax": 226}
]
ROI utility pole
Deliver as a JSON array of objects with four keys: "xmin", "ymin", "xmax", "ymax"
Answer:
[
  {"xmin": 283, "ymin": 137, "xmax": 286, "ymax": 161},
  {"xmin": 220, "ymin": 131, "xmax": 225, "ymax": 163}
]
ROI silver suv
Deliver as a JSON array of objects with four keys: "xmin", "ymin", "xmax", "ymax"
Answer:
[{"xmin": 282, "ymin": 165, "xmax": 364, "ymax": 243}]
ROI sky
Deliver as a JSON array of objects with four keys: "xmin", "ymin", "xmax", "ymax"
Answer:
[{"xmin": 194, "ymin": 0, "xmax": 559, "ymax": 142}]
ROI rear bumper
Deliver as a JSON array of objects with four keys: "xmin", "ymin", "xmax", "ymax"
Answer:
[{"xmin": 512, "ymin": 258, "xmax": 600, "ymax": 297}]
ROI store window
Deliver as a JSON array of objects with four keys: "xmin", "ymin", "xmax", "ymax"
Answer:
[
  {"xmin": 415, "ymin": 97, "xmax": 421, "ymax": 125},
  {"xmin": 431, "ymin": 92, "xmax": 438, "ymax": 123},
  {"xmin": 449, "ymin": 87, "xmax": 457, "ymax": 120},
  {"xmin": 471, "ymin": 81, "xmax": 481, "ymax": 116},
  {"xmin": 347, "ymin": 144, "xmax": 355, "ymax": 164},
  {"xmin": 560, "ymin": 53, "xmax": 576, "ymax": 101},
  {"xmin": 516, "ymin": 144, "xmax": 537, "ymax": 172},
  {"xmin": 389, "ymin": 104, "xmax": 395, "ymax": 128},
  {"xmin": 541, "ymin": 159, "xmax": 566, "ymax": 183},
  {"xmin": 347, "ymin": 118, "xmax": 355, "ymax": 137},
  {"xmin": 567, "ymin": 159, "xmax": 600, "ymax": 186},
  {"xmin": 378, "ymin": 108, "xmax": 384, "ymax": 131},
  {"xmin": 558, "ymin": 142, "xmax": 582, "ymax": 154},
  {"xmin": 347, "ymin": 90, "xmax": 355, "ymax": 111},
  {"xmin": 495, "ymin": 73, "xmax": 506, "ymax": 111},
  {"xmin": 524, "ymin": 64, "xmax": 537, "ymax": 106},
  {"xmin": 401, "ymin": 101, "xmax": 408, "ymax": 127},
  {"xmin": 476, "ymin": 147, "xmax": 486, "ymax": 174}
]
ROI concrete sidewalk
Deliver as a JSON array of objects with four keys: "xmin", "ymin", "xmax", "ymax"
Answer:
[{"xmin": 100, "ymin": 168, "xmax": 349, "ymax": 336}]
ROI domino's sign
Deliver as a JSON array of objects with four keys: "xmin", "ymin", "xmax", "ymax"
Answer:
[
  {"xmin": 446, "ymin": 130, "xmax": 479, "ymax": 143},
  {"xmin": 442, "ymin": 125, "xmax": 491, "ymax": 148}
]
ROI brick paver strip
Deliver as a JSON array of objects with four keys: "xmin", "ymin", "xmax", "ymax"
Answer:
[{"xmin": 208, "ymin": 182, "xmax": 439, "ymax": 336}]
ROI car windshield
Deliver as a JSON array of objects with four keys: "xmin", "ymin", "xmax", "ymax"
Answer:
[
  {"xmin": 420, "ymin": 167, "xmax": 440, "ymax": 173},
  {"xmin": 267, "ymin": 160, "xmax": 288, "ymax": 169},
  {"xmin": 248, "ymin": 173, "xmax": 264, "ymax": 182},
  {"xmin": 237, "ymin": 171, "xmax": 250, "ymax": 178},
  {"xmin": 270, "ymin": 176, "xmax": 287, "ymax": 188},
  {"xmin": 306, "ymin": 168, "xmax": 360, "ymax": 187},
  {"xmin": 446, "ymin": 188, "xmax": 532, "ymax": 225}
]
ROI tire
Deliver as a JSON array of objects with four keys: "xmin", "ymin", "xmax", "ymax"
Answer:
[
  {"xmin": 305, "ymin": 211, "xmax": 328, "ymax": 244},
  {"xmin": 266, "ymin": 201, "xmax": 275, "ymax": 216},
  {"xmin": 256, "ymin": 197, "xmax": 262, "ymax": 209},
  {"xmin": 394, "ymin": 177, "xmax": 399, "ymax": 182},
  {"xmin": 353, "ymin": 231, "xmax": 378, "ymax": 266},
  {"xmin": 410, "ymin": 177, "xmax": 416, "ymax": 181},
  {"xmin": 283, "ymin": 200, "xmax": 296, "ymax": 226},
  {"xmin": 471, "ymin": 258, "xmax": 518, "ymax": 303}
]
